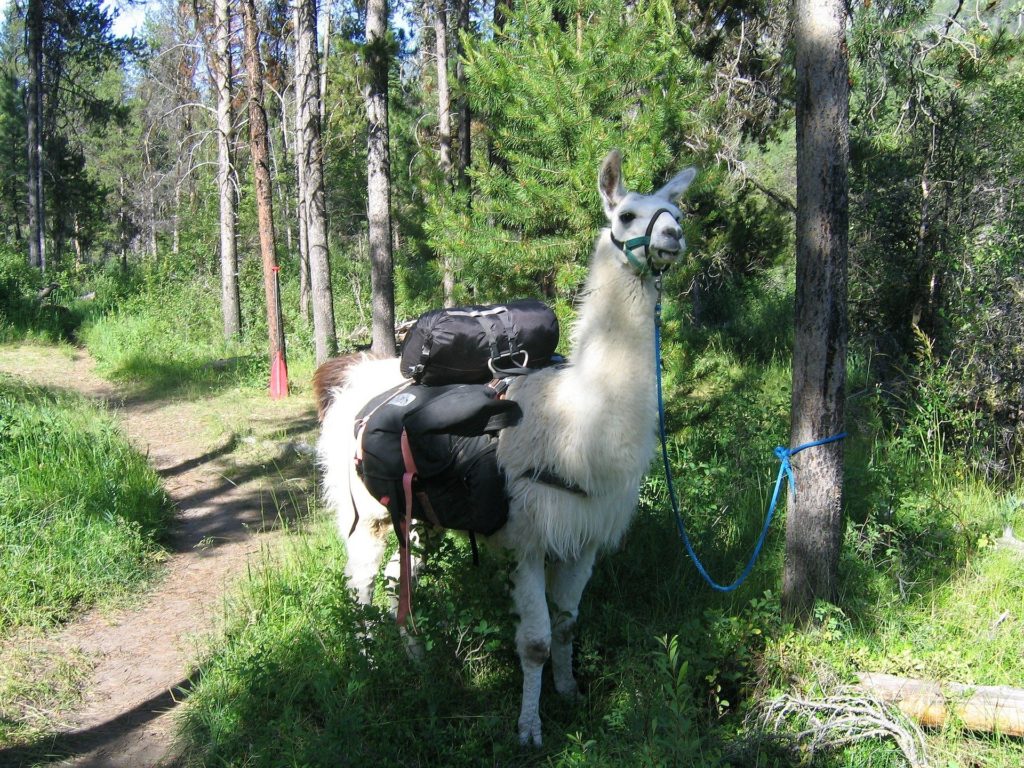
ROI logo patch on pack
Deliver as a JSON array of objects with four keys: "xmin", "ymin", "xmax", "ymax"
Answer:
[{"xmin": 388, "ymin": 392, "xmax": 417, "ymax": 407}]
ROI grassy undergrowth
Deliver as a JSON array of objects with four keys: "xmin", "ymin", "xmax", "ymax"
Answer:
[
  {"xmin": 176, "ymin": 482, "xmax": 1023, "ymax": 766},
  {"xmin": 174, "ymin": 310, "xmax": 1024, "ymax": 766},
  {"xmin": 80, "ymin": 261, "xmax": 319, "ymax": 400},
  {"xmin": 0, "ymin": 375, "xmax": 172, "ymax": 629}
]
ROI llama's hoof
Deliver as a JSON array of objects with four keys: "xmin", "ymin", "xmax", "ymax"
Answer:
[{"xmin": 517, "ymin": 716, "xmax": 543, "ymax": 747}]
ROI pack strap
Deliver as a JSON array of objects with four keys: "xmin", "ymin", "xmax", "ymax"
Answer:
[
  {"xmin": 397, "ymin": 429, "xmax": 417, "ymax": 626},
  {"xmin": 396, "ymin": 429, "xmax": 446, "ymax": 626},
  {"xmin": 520, "ymin": 468, "xmax": 588, "ymax": 497}
]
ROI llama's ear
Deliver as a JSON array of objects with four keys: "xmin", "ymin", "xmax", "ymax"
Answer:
[
  {"xmin": 655, "ymin": 167, "xmax": 698, "ymax": 203},
  {"xmin": 599, "ymin": 150, "xmax": 626, "ymax": 216}
]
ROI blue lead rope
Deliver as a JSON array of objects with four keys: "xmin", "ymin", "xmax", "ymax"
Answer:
[{"xmin": 654, "ymin": 298, "xmax": 847, "ymax": 592}]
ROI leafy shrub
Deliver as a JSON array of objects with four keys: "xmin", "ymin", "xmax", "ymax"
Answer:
[{"xmin": 0, "ymin": 249, "xmax": 80, "ymax": 342}]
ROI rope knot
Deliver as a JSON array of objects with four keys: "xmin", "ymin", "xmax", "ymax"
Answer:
[{"xmin": 774, "ymin": 445, "xmax": 795, "ymax": 494}]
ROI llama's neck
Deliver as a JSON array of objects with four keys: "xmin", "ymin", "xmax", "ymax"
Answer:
[{"xmin": 566, "ymin": 231, "xmax": 660, "ymax": 396}]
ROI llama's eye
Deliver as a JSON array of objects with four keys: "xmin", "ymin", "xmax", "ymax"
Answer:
[{"xmin": 618, "ymin": 211, "xmax": 636, "ymax": 224}]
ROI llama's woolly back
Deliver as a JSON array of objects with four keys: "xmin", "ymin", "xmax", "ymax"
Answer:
[{"xmin": 493, "ymin": 238, "xmax": 661, "ymax": 560}]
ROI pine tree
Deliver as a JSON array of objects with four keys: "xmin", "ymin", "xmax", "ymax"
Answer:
[{"xmin": 427, "ymin": 0, "xmax": 714, "ymax": 304}]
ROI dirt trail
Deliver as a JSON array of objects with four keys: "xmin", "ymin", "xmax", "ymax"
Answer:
[{"xmin": 0, "ymin": 345, "xmax": 319, "ymax": 768}]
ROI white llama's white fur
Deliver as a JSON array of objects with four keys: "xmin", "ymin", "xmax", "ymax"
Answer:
[{"xmin": 316, "ymin": 150, "xmax": 696, "ymax": 746}]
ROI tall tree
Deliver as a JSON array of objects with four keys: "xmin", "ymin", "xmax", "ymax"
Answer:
[
  {"xmin": 364, "ymin": 0, "xmax": 396, "ymax": 356},
  {"xmin": 294, "ymin": 0, "xmax": 337, "ymax": 364},
  {"xmin": 26, "ymin": 0, "xmax": 45, "ymax": 270},
  {"xmin": 214, "ymin": 0, "xmax": 241, "ymax": 339},
  {"xmin": 241, "ymin": 0, "xmax": 288, "ymax": 394},
  {"xmin": 782, "ymin": 0, "xmax": 849, "ymax": 621},
  {"xmin": 433, "ymin": 0, "xmax": 453, "ymax": 182},
  {"xmin": 432, "ymin": 0, "xmax": 456, "ymax": 303},
  {"xmin": 454, "ymin": 0, "xmax": 470, "ymax": 193}
]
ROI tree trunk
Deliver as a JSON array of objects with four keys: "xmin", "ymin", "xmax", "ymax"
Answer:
[
  {"xmin": 320, "ymin": 0, "xmax": 331, "ymax": 124},
  {"xmin": 434, "ymin": 0, "xmax": 453, "ymax": 182},
  {"xmin": 215, "ymin": 0, "xmax": 241, "ymax": 339},
  {"xmin": 783, "ymin": 0, "xmax": 849, "ymax": 622},
  {"xmin": 297, "ymin": 158, "xmax": 311, "ymax": 319},
  {"xmin": 433, "ymin": 0, "xmax": 456, "ymax": 304},
  {"xmin": 26, "ymin": 0, "xmax": 45, "ymax": 271},
  {"xmin": 294, "ymin": 76, "xmax": 311, "ymax": 321},
  {"xmin": 148, "ymin": 185, "xmax": 157, "ymax": 259},
  {"xmin": 172, "ymin": 178, "xmax": 181, "ymax": 256},
  {"xmin": 118, "ymin": 175, "xmax": 128, "ymax": 269},
  {"xmin": 241, "ymin": 0, "xmax": 288, "ymax": 387},
  {"xmin": 272, "ymin": 89, "xmax": 296, "ymax": 275},
  {"xmin": 295, "ymin": 0, "xmax": 338, "ymax": 364},
  {"xmin": 486, "ymin": 0, "xmax": 511, "ymax": 174},
  {"xmin": 455, "ymin": 0, "xmax": 471, "ymax": 194},
  {"xmin": 364, "ymin": 0, "xmax": 396, "ymax": 357}
]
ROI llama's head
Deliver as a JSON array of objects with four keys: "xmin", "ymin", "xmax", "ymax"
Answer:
[{"xmin": 598, "ymin": 150, "xmax": 698, "ymax": 275}]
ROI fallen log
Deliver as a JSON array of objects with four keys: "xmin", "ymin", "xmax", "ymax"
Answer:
[{"xmin": 857, "ymin": 673, "xmax": 1024, "ymax": 737}]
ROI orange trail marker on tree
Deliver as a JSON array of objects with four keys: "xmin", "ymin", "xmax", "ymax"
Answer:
[{"xmin": 269, "ymin": 265, "xmax": 288, "ymax": 399}]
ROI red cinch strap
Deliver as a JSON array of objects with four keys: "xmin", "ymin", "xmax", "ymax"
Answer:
[{"xmin": 396, "ymin": 429, "xmax": 418, "ymax": 626}]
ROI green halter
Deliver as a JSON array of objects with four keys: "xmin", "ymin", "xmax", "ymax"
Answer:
[{"xmin": 609, "ymin": 207, "xmax": 677, "ymax": 276}]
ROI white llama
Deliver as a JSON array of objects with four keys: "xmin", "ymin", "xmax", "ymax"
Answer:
[{"xmin": 316, "ymin": 150, "xmax": 697, "ymax": 746}]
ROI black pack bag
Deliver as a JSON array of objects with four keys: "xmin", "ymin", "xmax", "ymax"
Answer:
[
  {"xmin": 400, "ymin": 299, "xmax": 559, "ymax": 385},
  {"xmin": 355, "ymin": 382, "xmax": 522, "ymax": 537}
]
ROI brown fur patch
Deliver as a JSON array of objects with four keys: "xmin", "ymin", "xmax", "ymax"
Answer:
[{"xmin": 312, "ymin": 355, "xmax": 363, "ymax": 421}]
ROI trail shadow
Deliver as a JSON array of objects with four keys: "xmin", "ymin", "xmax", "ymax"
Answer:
[
  {"xmin": 168, "ymin": 431, "xmax": 318, "ymax": 554},
  {"xmin": 157, "ymin": 412, "xmax": 317, "ymax": 481},
  {"xmin": 158, "ymin": 435, "xmax": 242, "ymax": 479},
  {"xmin": 0, "ymin": 674, "xmax": 198, "ymax": 768}
]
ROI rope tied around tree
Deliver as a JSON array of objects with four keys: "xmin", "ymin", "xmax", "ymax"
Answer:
[{"xmin": 653, "ymin": 287, "xmax": 847, "ymax": 592}]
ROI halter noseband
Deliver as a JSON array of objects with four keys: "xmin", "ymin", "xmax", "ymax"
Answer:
[{"xmin": 610, "ymin": 207, "xmax": 678, "ymax": 277}]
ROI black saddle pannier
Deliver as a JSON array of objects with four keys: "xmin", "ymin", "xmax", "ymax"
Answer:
[
  {"xmin": 355, "ymin": 382, "xmax": 522, "ymax": 537},
  {"xmin": 400, "ymin": 299, "xmax": 559, "ymax": 385}
]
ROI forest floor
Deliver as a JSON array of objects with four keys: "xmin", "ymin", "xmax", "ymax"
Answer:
[{"xmin": 0, "ymin": 343, "xmax": 319, "ymax": 768}]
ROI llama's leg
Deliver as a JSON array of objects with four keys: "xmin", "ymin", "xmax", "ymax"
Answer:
[
  {"xmin": 343, "ymin": 519, "xmax": 389, "ymax": 606},
  {"xmin": 511, "ymin": 548, "xmax": 549, "ymax": 747},
  {"xmin": 381, "ymin": 523, "xmax": 442, "ymax": 611},
  {"xmin": 381, "ymin": 524, "xmax": 444, "ymax": 659},
  {"xmin": 547, "ymin": 545, "xmax": 598, "ymax": 698}
]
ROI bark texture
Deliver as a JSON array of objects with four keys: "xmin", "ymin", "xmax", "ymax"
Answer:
[
  {"xmin": 783, "ymin": 0, "xmax": 849, "ymax": 621},
  {"xmin": 215, "ymin": 0, "xmax": 241, "ymax": 339},
  {"xmin": 433, "ymin": 0, "xmax": 453, "ymax": 181},
  {"xmin": 455, "ymin": 0, "xmax": 471, "ymax": 193},
  {"xmin": 295, "ymin": 0, "xmax": 337, "ymax": 364},
  {"xmin": 26, "ymin": 0, "xmax": 45, "ymax": 271},
  {"xmin": 433, "ymin": 0, "xmax": 456, "ymax": 304},
  {"xmin": 364, "ymin": 0, "xmax": 397, "ymax": 357},
  {"xmin": 241, "ymin": 0, "xmax": 287, "ymax": 377}
]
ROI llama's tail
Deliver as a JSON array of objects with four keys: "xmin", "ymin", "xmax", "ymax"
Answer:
[{"xmin": 312, "ymin": 354, "xmax": 363, "ymax": 421}]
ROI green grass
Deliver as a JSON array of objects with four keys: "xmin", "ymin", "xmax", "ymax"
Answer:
[
  {"xmin": 0, "ymin": 635, "xmax": 93, "ymax": 750},
  {"xmin": 79, "ymin": 265, "xmax": 323, "ymax": 401},
  {"xmin": 173, "ymin": 324, "xmax": 1024, "ymax": 767},
  {"xmin": 0, "ymin": 375, "xmax": 172, "ymax": 630}
]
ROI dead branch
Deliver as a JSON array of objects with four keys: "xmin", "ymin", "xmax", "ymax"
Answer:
[{"xmin": 751, "ymin": 689, "xmax": 931, "ymax": 767}]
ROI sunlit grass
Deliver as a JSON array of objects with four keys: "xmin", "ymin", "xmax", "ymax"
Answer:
[{"xmin": 0, "ymin": 375, "xmax": 172, "ymax": 630}]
